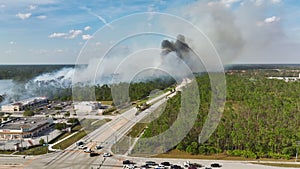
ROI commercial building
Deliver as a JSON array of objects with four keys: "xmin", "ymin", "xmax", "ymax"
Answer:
[
  {"xmin": 1, "ymin": 97, "xmax": 48, "ymax": 112},
  {"xmin": 0, "ymin": 117, "xmax": 53, "ymax": 140},
  {"xmin": 73, "ymin": 101, "xmax": 101, "ymax": 112}
]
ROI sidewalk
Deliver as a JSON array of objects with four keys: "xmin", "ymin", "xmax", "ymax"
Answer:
[{"xmin": 48, "ymin": 131, "xmax": 79, "ymax": 152}]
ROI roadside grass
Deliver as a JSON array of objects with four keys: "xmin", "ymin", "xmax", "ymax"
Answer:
[
  {"xmin": 52, "ymin": 118, "xmax": 110, "ymax": 150},
  {"xmin": 52, "ymin": 130, "xmax": 87, "ymax": 150},
  {"xmin": 100, "ymin": 101, "xmax": 113, "ymax": 105},
  {"xmin": 154, "ymin": 149, "xmax": 299, "ymax": 163},
  {"xmin": 48, "ymin": 132, "xmax": 72, "ymax": 144},
  {"xmin": 84, "ymin": 119, "xmax": 111, "ymax": 134},
  {"xmin": 49, "ymin": 124, "xmax": 82, "ymax": 144},
  {"xmin": 72, "ymin": 124, "xmax": 82, "ymax": 131},
  {"xmin": 251, "ymin": 162, "xmax": 300, "ymax": 168},
  {"xmin": 117, "ymin": 106, "xmax": 132, "ymax": 114},
  {"xmin": 111, "ymin": 136, "xmax": 134, "ymax": 155},
  {"xmin": 15, "ymin": 146, "xmax": 50, "ymax": 155},
  {"xmin": 0, "ymin": 150, "xmax": 14, "ymax": 154},
  {"xmin": 126, "ymin": 123, "xmax": 147, "ymax": 138}
]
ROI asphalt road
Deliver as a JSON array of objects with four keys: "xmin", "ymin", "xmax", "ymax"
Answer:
[
  {"xmin": 3, "ymin": 79, "xmax": 299, "ymax": 169},
  {"xmin": 23, "ymin": 88, "xmax": 172, "ymax": 169}
]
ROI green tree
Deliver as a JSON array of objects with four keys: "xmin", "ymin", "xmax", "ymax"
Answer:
[
  {"xmin": 39, "ymin": 138, "xmax": 45, "ymax": 145},
  {"xmin": 23, "ymin": 110, "xmax": 34, "ymax": 117},
  {"xmin": 55, "ymin": 123, "xmax": 67, "ymax": 130}
]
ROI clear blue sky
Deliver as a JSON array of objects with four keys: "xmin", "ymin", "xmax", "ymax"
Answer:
[{"xmin": 0, "ymin": 0, "xmax": 300, "ymax": 64}]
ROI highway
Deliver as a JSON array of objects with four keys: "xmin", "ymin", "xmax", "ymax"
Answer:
[
  {"xmin": 4, "ymin": 79, "xmax": 299, "ymax": 169},
  {"xmin": 24, "ymin": 85, "xmax": 175, "ymax": 169}
]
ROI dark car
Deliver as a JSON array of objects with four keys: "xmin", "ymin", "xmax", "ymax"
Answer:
[
  {"xmin": 171, "ymin": 164, "xmax": 183, "ymax": 169},
  {"xmin": 161, "ymin": 161, "xmax": 171, "ymax": 166},
  {"xmin": 123, "ymin": 160, "xmax": 134, "ymax": 165},
  {"xmin": 95, "ymin": 145, "xmax": 103, "ymax": 150},
  {"xmin": 76, "ymin": 141, "xmax": 84, "ymax": 146},
  {"xmin": 89, "ymin": 152, "xmax": 99, "ymax": 157},
  {"xmin": 140, "ymin": 164, "xmax": 151, "ymax": 169},
  {"xmin": 191, "ymin": 163, "xmax": 203, "ymax": 168},
  {"xmin": 145, "ymin": 161, "xmax": 157, "ymax": 166},
  {"xmin": 188, "ymin": 166, "xmax": 197, "ymax": 169},
  {"xmin": 211, "ymin": 163, "xmax": 222, "ymax": 167}
]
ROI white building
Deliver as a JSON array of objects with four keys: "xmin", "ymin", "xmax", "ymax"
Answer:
[{"xmin": 73, "ymin": 102, "xmax": 101, "ymax": 112}]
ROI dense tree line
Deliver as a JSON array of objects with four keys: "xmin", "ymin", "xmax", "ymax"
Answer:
[
  {"xmin": 137, "ymin": 73, "xmax": 300, "ymax": 159},
  {"xmin": 73, "ymin": 78, "xmax": 175, "ymax": 106}
]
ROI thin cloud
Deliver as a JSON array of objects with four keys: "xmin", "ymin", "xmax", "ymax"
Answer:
[
  {"xmin": 82, "ymin": 34, "xmax": 92, "ymax": 40},
  {"xmin": 48, "ymin": 32, "xmax": 67, "ymax": 38},
  {"xmin": 29, "ymin": 5, "xmax": 37, "ymax": 10},
  {"xmin": 264, "ymin": 16, "xmax": 280, "ymax": 23},
  {"xmin": 84, "ymin": 26, "xmax": 91, "ymax": 31},
  {"xmin": 68, "ymin": 30, "xmax": 82, "ymax": 39},
  {"xmin": 271, "ymin": 0, "xmax": 281, "ymax": 4},
  {"xmin": 37, "ymin": 15, "xmax": 47, "ymax": 19},
  {"xmin": 16, "ymin": 13, "xmax": 32, "ymax": 20},
  {"xmin": 48, "ymin": 29, "xmax": 83, "ymax": 39}
]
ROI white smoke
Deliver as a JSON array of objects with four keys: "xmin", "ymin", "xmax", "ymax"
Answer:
[{"xmin": 2, "ymin": 0, "xmax": 298, "ymax": 103}]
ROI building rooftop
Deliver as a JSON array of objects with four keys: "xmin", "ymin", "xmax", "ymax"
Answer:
[
  {"xmin": 0, "ymin": 117, "xmax": 52, "ymax": 131},
  {"xmin": 2, "ymin": 97, "xmax": 48, "ymax": 107}
]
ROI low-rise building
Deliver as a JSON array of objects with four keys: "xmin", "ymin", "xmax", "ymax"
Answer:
[
  {"xmin": 0, "ymin": 117, "xmax": 53, "ymax": 140},
  {"xmin": 1, "ymin": 97, "xmax": 48, "ymax": 112},
  {"xmin": 73, "ymin": 101, "xmax": 101, "ymax": 112}
]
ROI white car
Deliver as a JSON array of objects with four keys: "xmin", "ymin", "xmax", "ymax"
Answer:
[
  {"xmin": 102, "ymin": 153, "xmax": 112, "ymax": 157},
  {"xmin": 84, "ymin": 148, "xmax": 93, "ymax": 153},
  {"xmin": 78, "ymin": 145, "xmax": 87, "ymax": 149}
]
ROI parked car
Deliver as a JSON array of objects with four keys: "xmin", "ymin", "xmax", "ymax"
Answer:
[
  {"xmin": 211, "ymin": 163, "xmax": 222, "ymax": 167},
  {"xmin": 190, "ymin": 163, "xmax": 203, "ymax": 168},
  {"xmin": 140, "ymin": 164, "xmax": 150, "ymax": 169},
  {"xmin": 184, "ymin": 161, "xmax": 190, "ymax": 167},
  {"xmin": 161, "ymin": 161, "xmax": 171, "ymax": 166},
  {"xmin": 171, "ymin": 164, "xmax": 183, "ymax": 169},
  {"xmin": 145, "ymin": 161, "xmax": 157, "ymax": 166},
  {"xmin": 188, "ymin": 166, "xmax": 197, "ymax": 169},
  {"xmin": 123, "ymin": 160, "xmax": 134, "ymax": 165}
]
